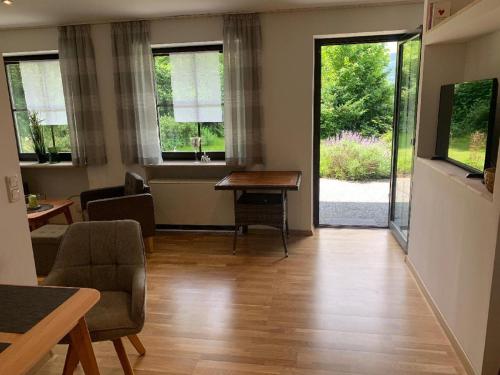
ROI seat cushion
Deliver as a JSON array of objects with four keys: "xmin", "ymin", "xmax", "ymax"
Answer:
[
  {"xmin": 31, "ymin": 225, "xmax": 68, "ymax": 276},
  {"xmin": 124, "ymin": 172, "xmax": 145, "ymax": 196},
  {"xmin": 86, "ymin": 291, "xmax": 140, "ymax": 342},
  {"xmin": 31, "ymin": 224, "xmax": 68, "ymax": 245}
]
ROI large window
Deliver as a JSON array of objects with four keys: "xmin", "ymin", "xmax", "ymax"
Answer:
[
  {"xmin": 4, "ymin": 54, "xmax": 71, "ymax": 161},
  {"xmin": 153, "ymin": 45, "xmax": 225, "ymax": 160}
]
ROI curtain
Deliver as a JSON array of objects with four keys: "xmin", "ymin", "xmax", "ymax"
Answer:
[
  {"xmin": 223, "ymin": 13, "xmax": 263, "ymax": 166},
  {"xmin": 170, "ymin": 51, "xmax": 223, "ymax": 123},
  {"xmin": 111, "ymin": 20, "xmax": 162, "ymax": 165},
  {"xmin": 59, "ymin": 24, "xmax": 107, "ymax": 166}
]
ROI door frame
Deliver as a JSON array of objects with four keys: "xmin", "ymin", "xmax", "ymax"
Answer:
[
  {"xmin": 313, "ymin": 33, "xmax": 412, "ymax": 228},
  {"xmin": 388, "ymin": 33, "xmax": 422, "ymax": 251}
]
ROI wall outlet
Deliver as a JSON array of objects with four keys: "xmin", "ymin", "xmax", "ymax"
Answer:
[{"xmin": 5, "ymin": 175, "xmax": 21, "ymax": 203}]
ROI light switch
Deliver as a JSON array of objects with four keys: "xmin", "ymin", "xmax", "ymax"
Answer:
[
  {"xmin": 5, "ymin": 175, "xmax": 21, "ymax": 203},
  {"xmin": 6, "ymin": 175, "xmax": 19, "ymax": 189}
]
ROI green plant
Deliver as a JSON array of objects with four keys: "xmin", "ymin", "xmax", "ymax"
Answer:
[
  {"xmin": 28, "ymin": 112, "xmax": 46, "ymax": 156},
  {"xmin": 320, "ymin": 132, "xmax": 391, "ymax": 181},
  {"xmin": 320, "ymin": 43, "xmax": 395, "ymax": 138}
]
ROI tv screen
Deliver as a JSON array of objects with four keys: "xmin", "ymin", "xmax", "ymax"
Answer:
[{"xmin": 436, "ymin": 78, "xmax": 498, "ymax": 174}]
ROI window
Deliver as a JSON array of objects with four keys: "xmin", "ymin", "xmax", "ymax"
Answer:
[
  {"xmin": 436, "ymin": 78, "xmax": 498, "ymax": 174},
  {"xmin": 4, "ymin": 54, "xmax": 71, "ymax": 161},
  {"xmin": 153, "ymin": 45, "xmax": 225, "ymax": 160}
]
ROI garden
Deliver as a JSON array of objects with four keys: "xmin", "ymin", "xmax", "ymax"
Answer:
[
  {"xmin": 319, "ymin": 43, "xmax": 396, "ymax": 181},
  {"xmin": 319, "ymin": 43, "xmax": 489, "ymax": 181}
]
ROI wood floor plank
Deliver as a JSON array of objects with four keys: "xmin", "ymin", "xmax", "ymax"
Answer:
[{"xmin": 37, "ymin": 229, "xmax": 466, "ymax": 375}]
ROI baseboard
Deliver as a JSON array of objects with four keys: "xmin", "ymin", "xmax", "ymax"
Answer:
[
  {"xmin": 156, "ymin": 224, "xmax": 314, "ymax": 236},
  {"xmin": 405, "ymin": 257, "xmax": 477, "ymax": 375},
  {"xmin": 291, "ymin": 229, "xmax": 314, "ymax": 236}
]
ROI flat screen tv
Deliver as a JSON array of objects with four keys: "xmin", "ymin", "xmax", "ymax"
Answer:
[{"xmin": 435, "ymin": 78, "xmax": 498, "ymax": 176}]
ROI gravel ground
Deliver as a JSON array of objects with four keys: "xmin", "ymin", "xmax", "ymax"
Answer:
[{"xmin": 319, "ymin": 178, "xmax": 390, "ymax": 227}]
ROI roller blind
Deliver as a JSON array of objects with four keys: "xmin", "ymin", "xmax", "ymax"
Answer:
[
  {"xmin": 170, "ymin": 51, "xmax": 223, "ymax": 123},
  {"xmin": 19, "ymin": 60, "xmax": 68, "ymax": 126}
]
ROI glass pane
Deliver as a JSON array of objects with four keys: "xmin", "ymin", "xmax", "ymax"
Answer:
[
  {"xmin": 154, "ymin": 56, "xmax": 172, "ymax": 107},
  {"xmin": 448, "ymin": 79, "xmax": 493, "ymax": 171},
  {"xmin": 14, "ymin": 111, "xmax": 34, "ymax": 153},
  {"xmin": 6, "ymin": 64, "xmax": 27, "ymax": 110},
  {"xmin": 392, "ymin": 37, "xmax": 421, "ymax": 242},
  {"xmin": 154, "ymin": 50, "xmax": 225, "ymax": 155},
  {"xmin": 201, "ymin": 123, "xmax": 225, "ymax": 152},
  {"xmin": 158, "ymin": 108, "xmax": 198, "ymax": 152},
  {"xmin": 42, "ymin": 125, "xmax": 72, "ymax": 152}
]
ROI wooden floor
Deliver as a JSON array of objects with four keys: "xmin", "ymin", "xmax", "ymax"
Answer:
[{"xmin": 37, "ymin": 229, "xmax": 466, "ymax": 375}]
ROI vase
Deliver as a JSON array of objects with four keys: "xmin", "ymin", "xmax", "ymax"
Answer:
[
  {"xmin": 484, "ymin": 167, "xmax": 496, "ymax": 193},
  {"xmin": 36, "ymin": 152, "xmax": 49, "ymax": 164}
]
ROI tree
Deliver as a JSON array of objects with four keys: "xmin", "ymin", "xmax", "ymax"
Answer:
[
  {"xmin": 451, "ymin": 79, "xmax": 493, "ymax": 137},
  {"xmin": 320, "ymin": 43, "xmax": 394, "ymax": 138}
]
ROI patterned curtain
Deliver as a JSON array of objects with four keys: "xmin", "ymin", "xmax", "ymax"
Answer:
[
  {"xmin": 111, "ymin": 20, "xmax": 162, "ymax": 165},
  {"xmin": 223, "ymin": 13, "xmax": 264, "ymax": 166},
  {"xmin": 58, "ymin": 24, "xmax": 107, "ymax": 166}
]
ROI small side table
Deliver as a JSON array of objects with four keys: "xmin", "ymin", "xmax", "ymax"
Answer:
[
  {"xmin": 27, "ymin": 199, "xmax": 74, "ymax": 231},
  {"xmin": 215, "ymin": 171, "xmax": 302, "ymax": 256}
]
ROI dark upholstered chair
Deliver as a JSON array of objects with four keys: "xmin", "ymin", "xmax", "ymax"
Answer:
[
  {"xmin": 80, "ymin": 172, "xmax": 155, "ymax": 252},
  {"xmin": 43, "ymin": 220, "xmax": 146, "ymax": 375}
]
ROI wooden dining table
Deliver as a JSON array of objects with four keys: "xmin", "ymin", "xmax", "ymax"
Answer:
[
  {"xmin": 27, "ymin": 199, "xmax": 74, "ymax": 231},
  {"xmin": 215, "ymin": 171, "xmax": 302, "ymax": 256},
  {"xmin": 0, "ymin": 284, "xmax": 101, "ymax": 375}
]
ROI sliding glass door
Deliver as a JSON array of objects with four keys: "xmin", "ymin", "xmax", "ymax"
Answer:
[{"xmin": 389, "ymin": 34, "xmax": 421, "ymax": 250}]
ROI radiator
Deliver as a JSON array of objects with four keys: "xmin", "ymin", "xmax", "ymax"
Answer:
[{"xmin": 149, "ymin": 179, "xmax": 234, "ymax": 226}]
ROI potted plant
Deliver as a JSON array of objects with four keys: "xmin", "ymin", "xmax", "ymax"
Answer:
[
  {"xmin": 28, "ymin": 112, "xmax": 48, "ymax": 163},
  {"xmin": 48, "ymin": 146, "xmax": 59, "ymax": 164}
]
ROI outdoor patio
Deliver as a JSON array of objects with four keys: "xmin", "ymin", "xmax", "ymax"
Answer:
[{"xmin": 319, "ymin": 178, "xmax": 390, "ymax": 227}]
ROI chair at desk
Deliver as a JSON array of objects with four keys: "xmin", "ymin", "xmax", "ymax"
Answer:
[{"xmin": 44, "ymin": 220, "xmax": 146, "ymax": 375}]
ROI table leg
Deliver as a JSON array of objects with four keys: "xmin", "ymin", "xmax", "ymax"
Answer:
[
  {"xmin": 282, "ymin": 228, "xmax": 289, "ymax": 257},
  {"xmin": 63, "ymin": 344, "xmax": 79, "ymax": 375},
  {"xmin": 281, "ymin": 190, "xmax": 288, "ymax": 257},
  {"xmin": 285, "ymin": 190, "xmax": 289, "ymax": 237},
  {"xmin": 68, "ymin": 317, "xmax": 100, "ymax": 375},
  {"xmin": 233, "ymin": 225, "xmax": 239, "ymax": 255},
  {"xmin": 233, "ymin": 190, "xmax": 238, "ymax": 255},
  {"xmin": 63, "ymin": 207, "xmax": 74, "ymax": 225}
]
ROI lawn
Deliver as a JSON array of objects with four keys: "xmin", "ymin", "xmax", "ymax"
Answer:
[{"xmin": 448, "ymin": 135, "xmax": 486, "ymax": 171}]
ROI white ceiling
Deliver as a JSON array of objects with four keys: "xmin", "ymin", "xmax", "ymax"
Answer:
[{"xmin": 0, "ymin": 0, "xmax": 419, "ymax": 29}]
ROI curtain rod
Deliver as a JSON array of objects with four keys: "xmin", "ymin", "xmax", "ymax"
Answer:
[{"xmin": 0, "ymin": 0, "xmax": 422, "ymax": 31}]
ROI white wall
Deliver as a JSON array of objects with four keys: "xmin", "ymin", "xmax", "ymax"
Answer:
[
  {"xmin": 0, "ymin": 57, "xmax": 37, "ymax": 285},
  {"xmin": 409, "ymin": 27, "xmax": 500, "ymax": 375},
  {"xmin": 0, "ymin": 3, "xmax": 423, "ymax": 232},
  {"xmin": 409, "ymin": 159, "xmax": 498, "ymax": 373}
]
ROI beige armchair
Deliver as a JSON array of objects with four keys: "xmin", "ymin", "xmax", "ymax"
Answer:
[{"xmin": 44, "ymin": 220, "xmax": 146, "ymax": 375}]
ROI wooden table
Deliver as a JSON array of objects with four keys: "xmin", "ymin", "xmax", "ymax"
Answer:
[
  {"xmin": 28, "ymin": 199, "xmax": 74, "ymax": 231},
  {"xmin": 215, "ymin": 171, "xmax": 302, "ymax": 256},
  {"xmin": 0, "ymin": 284, "xmax": 101, "ymax": 375}
]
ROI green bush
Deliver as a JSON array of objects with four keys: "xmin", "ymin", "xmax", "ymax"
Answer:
[{"xmin": 320, "ymin": 132, "xmax": 391, "ymax": 181}]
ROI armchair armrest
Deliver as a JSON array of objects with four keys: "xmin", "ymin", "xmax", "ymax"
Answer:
[
  {"xmin": 87, "ymin": 194, "xmax": 155, "ymax": 237},
  {"xmin": 80, "ymin": 185, "xmax": 125, "ymax": 210},
  {"xmin": 130, "ymin": 267, "xmax": 146, "ymax": 328}
]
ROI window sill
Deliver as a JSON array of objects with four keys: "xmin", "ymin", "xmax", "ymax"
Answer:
[
  {"xmin": 146, "ymin": 161, "xmax": 228, "ymax": 168},
  {"xmin": 19, "ymin": 161, "xmax": 78, "ymax": 169},
  {"xmin": 417, "ymin": 157, "xmax": 493, "ymax": 202}
]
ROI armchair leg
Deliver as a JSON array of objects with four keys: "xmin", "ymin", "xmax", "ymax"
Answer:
[
  {"xmin": 145, "ymin": 237, "xmax": 154, "ymax": 253},
  {"xmin": 63, "ymin": 344, "xmax": 79, "ymax": 375},
  {"xmin": 112, "ymin": 338, "xmax": 134, "ymax": 375},
  {"xmin": 127, "ymin": 334, "xmax": 146, "ymax": 356}
]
